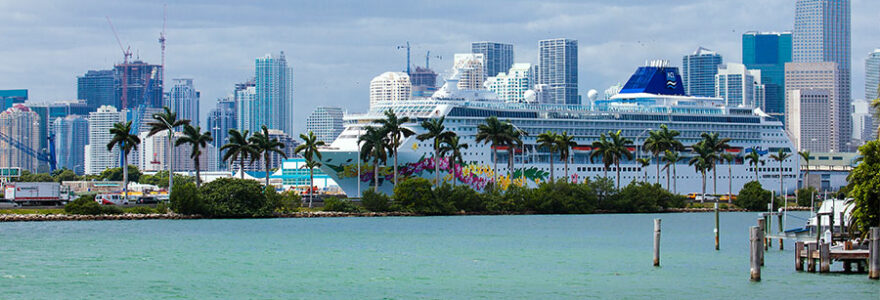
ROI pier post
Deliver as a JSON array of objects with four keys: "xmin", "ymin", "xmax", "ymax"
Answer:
[
  {"xmin": 777, "ymin": 213, "xmax": 783, "ymax": 250},
  {"xmin": 757, "ymin": 218, "xmax": 766, "ymax": 265},
  {"xmin": 870, "ymin": 227, "xmax": 879, "ymax": 280},
  {"xmin": 819, "ymin": 242, "xmax": 830, "ymax": 273},
  {"xmin": 839, "ymin": 212, "xmax": 846, "ymax": 236},
  {"xmin": 806, "ymin": 242, "xmax": 817, "ymax": 272},
  {"xmin": 715, "ymin": 202, "xmax": 719, "ymax": 251},
  {"xmin": 750, "ymin": 226, "xmax": 761, "ymax": 281},
  {"xmin": 653, "ymin": 218, "xmax": 661, "ymax": 267},
  {"xmin": 794, "ymin": 241, "xmax": 804, "ymax": 271}
]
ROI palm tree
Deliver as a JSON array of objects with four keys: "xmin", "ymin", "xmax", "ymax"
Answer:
[
  {"xmin": 107, "ymin": 121, "xmax": 140, "ymax": 201},
  {"xmin": 745, "ymin": 147, "xmax": 764, "ymax": 181},
  {"xmin": 769, "ymin": 148, "xmax": 791, "ymax": 205},
  {"xmin": 798, "ymin": 150, "xmax": 811, "ymax": 189},
  {"xmin": 607, "ymin": 130, "xmax": 634, "ymax": 189},
  {"xmin": 556, "ymin": 131, "xmax": 578, "ymax": 182},
  {"xmin": 221, "ymin": 129, "xmax": 258, "ymax": 179},
  {"xmin": 476, "ymin": 116, "xmax": 511, "ymax": 184},
  {"xmin": 174, "ymin": 125, "xmax": 213, "ymax": 187},
  {"xmin": 590, "ymin": 133, "xmax": 614, "ymax": 180},
  {"xmin": 536, "ymin": 131, "xmax": 560, "ymax": 182},
  {"xmin": 374, "ymin": 109, "xmax": 414, "ymax": 186},
  {"xmin": 146, "ymin": 106, "xmax": 190, "ymax": 193},
  {"xmin": 643, "ymin": 125, "xmax": 684, "ymax": 187},
  {"xmin": 662, "ymin": 150, "xmax": 682, "ymax": 194},
  {"xmin": 249, "ymin": 125, "xmax": 288, "ymax": 187},
  {"xmin": 688, "ymin": 142, "xmax": 716, "ymax": 203},
  {"xmin": 439, "ymin": 135, "xmax": 468, "ymax": 187},
  {"xmin": 636, "ymin": 158, "xmax": 650, "ymax": 183},
  {"xmin": 700, "ymin": 132, "xmax": 731, "ymax": 195},
  {"xmin": 359, "ymin": 126, "xmax": 389, "ymax": 191},
  {"xmin": 295, "ymin": 131, "xmax": 326, "ymax": 208},
  {"xmin": 505, "ymin": 124, "xmax": 525, "ymax": 181},
  {"xmin": 416, "ymin": 117, "xmax": 453, "ymax": 185},
  {"xmin": 721, "ymin": 153, "xmax": 735, "ymax": 203}
]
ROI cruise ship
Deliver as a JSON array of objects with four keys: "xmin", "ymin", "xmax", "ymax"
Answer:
[{"xmin": 318, "ymin": 61, "xmax": 798, "ymax": 196}]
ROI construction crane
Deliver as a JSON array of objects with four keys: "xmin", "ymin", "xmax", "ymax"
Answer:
[
  {"xmin": 106, "ymin": 16, "xmax": 131, "ymax": 110},
  {"xmin": 397, "ymin": 41, "xmax": 411, "ymax": 75},
  {"xmin": 425, "ymin": 51, "xmax": 441, "ymax": 69},
  {"xmin": 0, "ymin": 132, "xmax": 56, "ymax": 172},
  {"xmin": 159, "ymin": 4, "xmax": 167, "ymax": 88}
]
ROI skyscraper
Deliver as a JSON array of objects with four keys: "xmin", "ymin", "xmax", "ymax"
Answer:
[
  {"xmin": 86, "ymin": 105, "xmax": 124, "ymax": 175},
  {"xmin": 233, "ymin": 80, "xmax": 256, "ymax": 132},
  {"xmin": 866, "ymin": 49, "xmax": 880, "ymax": 100},
  {"xmin": 114, "ymin": 60, "xmax": 164, "ymax": 110},
  {"xmin": 742, "ymin": 31, "xmax": 792, "ymax": 120},
  {"xmin": 77, "ymin": 70, "xmax": 116, "ymax": 110},
  {"xmin": 793, "ymin": 0, "xmax": 851, "ymax": 150},
  {"xmin": 207, "ymin": 97, "xmax": 236, "ymax": 170},
  {"xmin": 453, "ymin": 54, "xmax": 485, "ymax": 90},
  {"xmin": 306, "ymin": 107, "xmax": 344, "ymax": 144},
  {"xmin": 471, "ymin": 42, "xmax": 514, "ymax": 78},
  {"xmin": 29, "ymin": 100, "xmax": 90, "ymax": 151},
  {"xmin": 53, "ymin": 115, "xmax": 89, "ymax": 174},
  {"xmin": 715, "ymin": 63, "xmax": 764, "ymax": 108},
  {"xmin": 369, "ymin": 72, "xmax": 411, "ymax": 107},
  {"xmin": 682, "ymin": 47, "xmax": 723, "ymax": 97},
  {"xmin": 0, "ymin": 90, "xmax": 27, "ymax": 111},
  {"xmin": 788, "ymin": 89, "xmax": 832, "ymax": 152},
  {"xmin": 486, "ymin": 63, "xmax": 535, "ymax": 103},
  {"xmin": 168, "ymin": 78, "xmax": 200, "ymax": 127},
  {"xmin": 409, "ymin": 67, "xmax": 438, "ymax": 98},
  {"xmin": 253, "ymin": 52, "xmax": 294, "ymax": 135},
  {"xmin": 0, "ymin": 104, "xmax": 41, "ymax": 172},
  {"xmin": 785, "ymin": 62, "xmax": 840, "ymax": 152},
  {"xmin": 539, "ymin": 38, "xmax": 579, "ymax": 105},
  {"xmin": 851, "ymin": 99, "xmax": 874, "ymax": 144}
]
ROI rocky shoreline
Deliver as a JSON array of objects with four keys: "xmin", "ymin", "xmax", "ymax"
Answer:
[{"xmin": 0, "ymin": 207, "xmax": 812, "ymax": 222}]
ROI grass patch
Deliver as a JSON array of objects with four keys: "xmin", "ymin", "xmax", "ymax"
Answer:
[{"xmin": 0, "ymin": 208, "xmax": 66, "ymax": 215}]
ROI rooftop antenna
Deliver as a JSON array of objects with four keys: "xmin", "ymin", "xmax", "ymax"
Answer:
[{"xmin": 397, "ymin": 41, "xmax": 411, "ymax": 74}]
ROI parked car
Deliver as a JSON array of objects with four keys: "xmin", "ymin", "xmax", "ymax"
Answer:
[
  {"xmin": 0, "ymin": 199, "xmax": 21, "ymax": 208},
  {"xmin": 719, "ymin": 195, "xmax": 737, "ymax": 202},
  {"xmin": 136, "ymin": 196, "xmax": 158, "ymax": 204},
  {"xmin": 693, "ymin": 194, "xmax": 719, "ymax": 202}
]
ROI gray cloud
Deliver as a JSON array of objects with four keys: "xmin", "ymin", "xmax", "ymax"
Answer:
[{"xmin": 0, "ymin": 0, "xmax": 876, "ymax": 133}]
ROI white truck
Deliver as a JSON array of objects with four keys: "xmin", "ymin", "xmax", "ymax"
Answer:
[{"xmin": 4, "ymin": 182, "xmax": 72, "ymax": 206}]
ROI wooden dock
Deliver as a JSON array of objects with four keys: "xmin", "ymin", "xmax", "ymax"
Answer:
[{"xmin": 795, "ymin": 241, "xmax": 870, "ymax": 273}]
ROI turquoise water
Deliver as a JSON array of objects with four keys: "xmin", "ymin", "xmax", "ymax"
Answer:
[{"xmin": 1, "ymin": 213, "xmax": 876, "ymax": 299}]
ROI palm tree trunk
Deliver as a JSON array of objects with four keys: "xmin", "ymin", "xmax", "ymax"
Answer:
[
  {"xmin": 564, "ymin": 154, "xmax": 569, "ymax": 182},
  {"xmin": 779, "ymin": 161, "xmax": 784, "ymax": 206},
  {"xmin": 374, "ymin": 162, "xmax": 379, "ymax": 191},
  {"xmin": 672, "ymin": 164, "xmax": 677, "ymax": 194},
  {"xmin": 309, "ymin": 168, "xmax": 314, "ymax": 208},
  {"xmin": 195, "ymin": 156, "xmax": 201, "ymax": 188},
  {"xmin": 701, "ymin": 170, "xmax": 707, "ymax": 203},
  {"xmin": 240, "ymin": 157, "xmax": 245, "ymax": 179},
  {"xmin": 666, "ymin": 167, "xmax": 670, "ymax": 190},
  {"xmin": 434, "ymin": 144, "xmax": 440, "ymax": 186},
  {"xmin": 493, "ymin": 148, "xmax": 498, "ymax": 184},
  {"xmin": 509, "ymin": 150, "xmax": 515, "ymax": 183},
  {"xmin": 655, "ymin": 154, "xmax": 660, "ymax": 185},
  {"xmin": 616, "ymin": 161, "xmax": 621, "ymax": 189},
  {"xmin": 393, "ymin": 146, "xmax": 399, "ymax": 186},
  {"xmin": 713, "ymin": 167, "xmax": 717, "ymax": 195},
  {"xmin": 548, "ymin": 151, "xmax": 554, "ymax": 182},
  {"xmin": 264, "ymin": 154, "xmax": 270, "ymax": 187},
  {"xmin": 728, "ymin": 164, "xmax": 732, "ymax": 203},
  {"xmin": 168, "ymin": 132, "xmax": 174, "ymax": 192},
  {"xmin": 122, "ymin": 154, "xmax": 129, "ymax": 202},
  {"xmin": 754, "ymin": 163, "xmax": 758, "ymax": 182}
]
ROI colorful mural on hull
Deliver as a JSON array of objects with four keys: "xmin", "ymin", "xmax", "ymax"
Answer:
[{"xmin": 324, "ymin": 156, "xmax": 550, "ymax": 191}]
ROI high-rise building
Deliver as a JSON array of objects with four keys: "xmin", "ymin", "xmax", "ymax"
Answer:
[
  {"xmin": 851, "ymin": 99, "xmax": 874, "ymax": 144},
  {"xmin": 409, "ymin": 67, "xmax": 438, "ymax": 98},
  {"xmin": 715, "ymin": 63, "xmax": 765, "ymax": 108},
  {"xmin": 306, "ymin": 107, "xmax": 344, "ymax": 144},
  {"xmin": 453, "ymin": 53, "xmax": 486, "ymax": 90},
  {"xmin": 138, "ymin": 131, "xmax": 218, "ymax": 172},
  {"xmin": 486, "ymin": 63, "xmax": 535, "ymax": 103},
  {"xmin": 471, "ymin": 42, "xmax": 514, "ymax": 78},
  {"xmin": 86, "ymin": 105, "xmax": 125, "ymax": 175},
  {"xmin": 785, "ymin": 62, "xmax": 841, "ymax": 152},
  {"xmin": 207, "ymin": 97, "xmax": 236, "ymax": 170},
  {"xmin": 28, "ymin": 100, "xmax": 90, "ymax": 151},
  {"xmin": 369, "ymin": 72, "xmax": 411, "ymax": 107},
  {"xmin": 77, "ymin": 70, "xmax": 116, "ymax": 110},
  {"xmin": 229, "ymin": 129, "xmax": 297, "ymax": 172},
  {"xmin": 252, "ymin": 52, "xmax": 294, "ymax": 135},
  {"xmin": 682, "ymin": 47, "xmax": 723, "ymax": 97},
  {"xmin": 0, "ymin": 104, "xmax": 41, "ymax": 172},
  {"xmin": 788, "ymin": 89, "xmax": 832, "ymax": 152},
  {"xmin": 233, "ymin": 80, "xmax": 256, "ymax": 132},
  {"xmin": 538, "ymin": 38, "xmax": 579, "ymax": 105},
  {"xmin": 866, "ymin": 49, "xmax": 880, "ymax": 100},
  {"xmin": 115, "ymin": 61, "xmax": 163, "ymax": 110},
  {"xmin": 793, "ymin": 0, "xmax": 851, "ymax": 149},
  {"xmin": 0, "ymin": 89, "xmax": 28, "ymax": 111},
  {"xmin": 742, "ymin": 31, "xmax": 792, "ymax": 120},
  {"xmin": 168, "ymin": 78, "xmax": 200, "ymax": 127},
  {"xmin": 53, "ymin": 115, "xmax": 89, "ymax": 174}
]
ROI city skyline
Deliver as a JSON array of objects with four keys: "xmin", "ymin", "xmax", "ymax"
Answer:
[{"xmin": 0, "ymin": 0, "xmax": 878, "ymax": 134}]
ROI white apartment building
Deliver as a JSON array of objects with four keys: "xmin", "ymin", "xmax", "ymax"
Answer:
[
  {"xmin": 453, "ymin": 53, "xmax": 485, "ymax": 90},
  {"xmin": 86, "ymin": 105, "xmax": 125, "ymax": 175},
  {"xmin": 788, "ymin": 89, "xmax": 831, "ymax": 152},
  {"xmin": 485, "ymin": 63, "xmax": 534, "ymax": 103},
  {"xmin": 168, "ymin": 78, "xmax": 200, "ymax": 127},
  {"xmin": 715, "ymin": 63, "xmax": 764, "ymax": 108},
  {"xmin": 369, "ymin": 72, "xmax": 411, "ymax": 107}
]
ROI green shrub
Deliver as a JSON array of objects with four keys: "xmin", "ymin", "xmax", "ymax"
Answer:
[
  {"xmin": 323, "ymin": 197, "xmax": 361, "ymax": 212},
  {"xmin": 64, "ymin": 195, "xmax": 122, "ymax": 215},
  {"xmin": 200, "ymin": 178, "xmax": 273, "ymax": 217},
  {"xmin": 155, "ymin": 202, "xmax": 169, "ymax": 214},
  {"xmin": 170, "ymin": 181, "xmax": 206, "ymax": 215},
  {"xmin": 393, "ymin": 177, "xmax": 454, "ymax": 214},
  {"xmin": 487, "ymin": 185, "xmax": 528, "ymax": 213},
  {"xmin": 796, "ymin": 187, "xmax": 819, "ymax": 207},
  {"xmin": 433, "ymin": 183, "xmax": 481, "ymax": 213},
  {"xmin": 124, "ymin": 206, "xmax": 157, "ymax": 214},
  {"xmin": 523, "ymin": 180, "xmax": 595, "ymax": 214},
  {"xmin": 269, "ymin": 190, "xmax": 302, "ymax": 213},
  {"xmin": 361, "ymin": 188, "xmax": 391, "ymax": 212},
  {"xmin": 734, "ymin": 181, "xmax": 773, "ymax": 211}
]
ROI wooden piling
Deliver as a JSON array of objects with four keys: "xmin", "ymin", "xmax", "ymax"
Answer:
[
  {"xmin": 819, "ymin": 242, "xmax": 830, "ymax": 273},
  {"xmin": 870, "ymin": 227, "xmax": 879, "ymax": 280},
  {"xmin": 757, "ymin": 218, "xmax": 765, "ymax": 266},
  {"xmin": 806, "ymin": 242, "xmax": 817, "ymax": 272},
  {"xmin": 715, "ymin": 202, "xmax": 720, "ymax": 251},
  {"xmin": 750, "ymin": 226, "xmax": 761, "ymax": 281},
  {"xmin": 653, "ymin": 218, "xmax": 661, "ymax": 267},
  {"xmin": 777, "ymin": 213, "xmax": 783, "ymax": 250},
  {"xmin": 794, "ymin": 241, "xmax": 804, "ymax": 271}
]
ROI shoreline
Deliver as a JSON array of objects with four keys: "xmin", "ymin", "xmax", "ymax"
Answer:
[{"xmin": 0, "ymin": 207, "xmax": 813, "ymax": 222}]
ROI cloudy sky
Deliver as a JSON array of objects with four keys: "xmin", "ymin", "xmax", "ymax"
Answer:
[{"xmin": 1, "ymin": 0, "xmax": 877, "ymax": 133}]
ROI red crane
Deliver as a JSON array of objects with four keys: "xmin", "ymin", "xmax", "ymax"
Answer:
[{"xmin": 106, "ymin": 16, "xmax": 131, "ymax": 110}]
